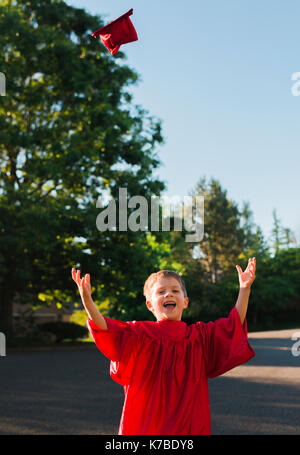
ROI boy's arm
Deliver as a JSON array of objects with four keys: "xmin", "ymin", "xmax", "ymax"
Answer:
[
  {"xmin": 235, "ymin": 257, "xmax": 256, "ymax": 324},
  {"xmin": 72, "ymin": 268, "xmax": 108, "ymax": 330}
]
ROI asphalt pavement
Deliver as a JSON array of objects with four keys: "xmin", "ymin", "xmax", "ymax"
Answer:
[{"xmin": 0, "ymin": 328, "xmax": 299, "ymax": 435}]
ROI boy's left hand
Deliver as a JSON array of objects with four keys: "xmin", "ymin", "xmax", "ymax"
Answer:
[{"xmin": 236, "ymin": 257, "xmax": 256, "ymax": 289}]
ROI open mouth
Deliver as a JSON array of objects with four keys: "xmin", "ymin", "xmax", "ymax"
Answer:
[{"xmin": 163, "ymin": 302, "xmax": 176, "ymax": 309}]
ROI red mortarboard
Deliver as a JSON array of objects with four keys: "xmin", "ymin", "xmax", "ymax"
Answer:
[{"xmin": 92, "ymin": 8, "xmax": 138, "ymax": 55}]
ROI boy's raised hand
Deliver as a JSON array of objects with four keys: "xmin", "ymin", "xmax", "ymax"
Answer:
[
  {"xmin": 71, "ymin": 268, "xmax": 107, "ymax": 330},
  {"xmin": 236, "ymin": 257, "xmax": 256, "ymax": 289},
  {"xmin": 71, "ymin": 268, "xmax": 92, "ymax": 302}
]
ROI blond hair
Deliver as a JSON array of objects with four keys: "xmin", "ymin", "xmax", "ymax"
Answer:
[{"xmin": 143, "ymin": 270, "xmax": 187, "ymax": 300}]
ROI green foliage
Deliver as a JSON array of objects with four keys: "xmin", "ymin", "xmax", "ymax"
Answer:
[
  {"xmin": 70, "ymin": 308, "xmax": 89, "ymax": 326},
  {"xmin": 180, "ymin": 178, "xmax": 299, "ymax": 328},
  {"xmin": 247, "ymin": 248, "xmax": 300, "ymax": 328},
  {"xmin": 0, "ymin": 0, "xmax": 165, "ymax": 330},
  {"xmin": 270, "ymin": 210, "xmax": 297, "ymax": 254},
  {"xmin": 189, "ymin": 177, "xmax": 245, "ymax": 281},
  {"xmin": 0, "ymin": 1, "xmax": 298, "ymax": 333},
  {"xmin": 38, "ymin": 320, "xmax": 88, "ymax": 343}
]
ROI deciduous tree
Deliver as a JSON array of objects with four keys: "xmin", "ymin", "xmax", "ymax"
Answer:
[{"xmin": 0, "ymin": 0, "xmax": 165, "ymax": 332}]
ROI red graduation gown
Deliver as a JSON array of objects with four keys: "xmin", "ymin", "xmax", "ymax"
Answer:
[{"xmin": 87, "ymin": 307, "xmax": 255, "ymax": 435}]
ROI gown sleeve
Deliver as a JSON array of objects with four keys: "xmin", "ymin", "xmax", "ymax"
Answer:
[
  {"xmin": 87, "ymin": 317, "xmax": 137, "ymax": 386},
  {"xmin": 197, "ymin": 306, "xmax": 255, "ymax": 379}
]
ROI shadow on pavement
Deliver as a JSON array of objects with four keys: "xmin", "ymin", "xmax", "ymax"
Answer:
[
  {"xmin": 1, "ymin": 337, "xmax": 299, "ymax": 435},
  {"xmin": 209, "ymin": 375, "xmax": 300, "ymax": 435}
]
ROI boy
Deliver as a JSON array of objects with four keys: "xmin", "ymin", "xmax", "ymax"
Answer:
[{"xmin": 71, "ymin": 257, "xmax": 256, "ymax": 435}]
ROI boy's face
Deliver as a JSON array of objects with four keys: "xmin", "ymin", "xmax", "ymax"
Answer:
[{"xmin": 146, "ymin": 276, "xmax": 189, "ymax": 321}]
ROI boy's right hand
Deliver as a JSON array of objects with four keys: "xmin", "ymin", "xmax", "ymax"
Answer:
[{"xmin": 71, "ymin": 268, "xmax": 92, "ymax": 302}]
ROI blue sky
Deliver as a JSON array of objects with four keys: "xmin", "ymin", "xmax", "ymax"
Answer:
[{"xmin": 66, "ymin": 0, "xmax": 300, "ymax": 245}]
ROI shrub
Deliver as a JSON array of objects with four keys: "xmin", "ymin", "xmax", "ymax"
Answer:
[{"xmin": 38, "ymin": 321, "xmax": 88, "ymax": 343}]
